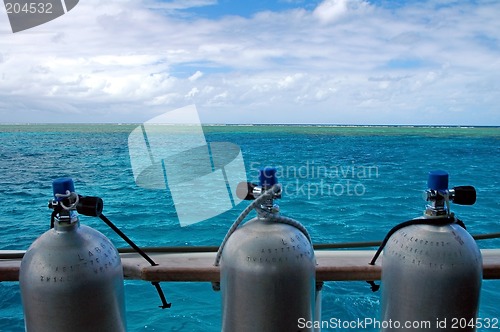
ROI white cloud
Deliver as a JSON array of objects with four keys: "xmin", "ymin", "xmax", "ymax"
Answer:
[
  {"xmin": 313, "ymin": 0, "xmax": 371, "ymax": 24},
  {"xmin": 189, "ymin": 71, "xmax": 204, "ymax": 81},
  {"xmin": 278, "ymin": 73, "xmax": 304, "ymax": 89},
  {"xmin": 0, "ymin": 0, "xmax": 499, "ymax": 125},
  {"xmin": 186, "ymin": 87, "xmax": 200, "ymax": 97},
  {"xmin": 313, "ymin": 0, "xmax": 349, "ymax": 23}
]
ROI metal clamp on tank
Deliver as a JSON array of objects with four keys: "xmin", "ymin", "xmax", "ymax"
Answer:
[{"xmin": 48, "ymin": 178, "xmax": 104, "ymax": 228}]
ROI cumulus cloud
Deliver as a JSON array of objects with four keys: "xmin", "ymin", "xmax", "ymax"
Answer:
[
  {"xmin": 0, "ymin": 0, "xmax": 499, "ymax": 125},
  {"xmin": 313, "ymin": 0, "xmax": 371, "ymax": 24},
  {"xmin": 189, "ymin": 71, "xmax": 204, "ymax": 81},
  {"xmin": 313, "ymin": 0, "xmax": 349, "ymax": 23}
]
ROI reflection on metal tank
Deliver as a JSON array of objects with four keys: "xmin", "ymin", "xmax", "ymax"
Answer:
[{"xmin": 221, "ymin": 218, "xmax": 316, "ymax": 331}]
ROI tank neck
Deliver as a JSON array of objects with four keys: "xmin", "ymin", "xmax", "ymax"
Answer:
[
  {"xmin": 256, "ymin": 193, "xmax": 280, "ymax": 219},
  {"xmin": 55, "ymin": 221, "xmax": 79, "ymax": 233},
  {"xmin": 424, "ymin": 196, "xmax": 449, "ymax": 217},
  {"xmin": 257, "ymin": 209, "xmax": 280, "ymax": 220},
  {"xmin": 54, "ymin": 211, "xmax": 80, "ymax": 232}
]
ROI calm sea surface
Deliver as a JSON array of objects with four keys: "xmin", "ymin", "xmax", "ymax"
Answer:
[{"xmin": 0, "ymin": 124, "xmax": 498, "ymax": 331}]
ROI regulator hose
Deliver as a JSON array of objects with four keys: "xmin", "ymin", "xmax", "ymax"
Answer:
[
  {"xmin": 214, "ymin": 184, "xmax": 281, "ymax": 267},
  {"xmin": 214, "ymin": 184, "xmax": 312, "ymax": 267}
]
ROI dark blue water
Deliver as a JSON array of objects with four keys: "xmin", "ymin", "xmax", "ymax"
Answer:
[{"xmin": 0, "ymin": 124, "xmax": 498, "ymax": 331}]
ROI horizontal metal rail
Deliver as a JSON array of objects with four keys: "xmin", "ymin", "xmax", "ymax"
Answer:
[{"xmin": 1, "ymin": 249, "xmax": 500, "ymax": 282}]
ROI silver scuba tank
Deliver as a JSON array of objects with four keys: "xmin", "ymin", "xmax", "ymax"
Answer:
[
  {"xmin": 20, "ymin": 178, "xmax": 126, "ymax": 332},
  {"xmin": 217, "ymin": 168, "xmax": 317, "ymax": 332},
  {"xmin": 380, "ymin": 170, "xmax": 481, "ymax": 332}
]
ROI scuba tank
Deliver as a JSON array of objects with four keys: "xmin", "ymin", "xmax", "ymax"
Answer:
[
  {"xmin": 19, "ymin": 178, "xmax": 126, "ymax": 332},
  {"xmin": 374, "ymin": 170, "xmax": 481, "ymax": 331},
  {"xmin": 215, "ymin": 167, "xmax": 317, "ymax": 332}
]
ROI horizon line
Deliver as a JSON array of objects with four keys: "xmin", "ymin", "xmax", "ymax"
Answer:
[{"xmin": 0, "ymin": 123, "xmax": 499, "ymax": 128}]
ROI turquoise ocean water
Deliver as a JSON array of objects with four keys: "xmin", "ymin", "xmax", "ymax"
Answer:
[{"xmin": 0, "ymin": 124, "xmax": 499, "ymax": 331}]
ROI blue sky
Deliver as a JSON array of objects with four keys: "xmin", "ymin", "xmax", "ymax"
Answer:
[
  {"xmin": 182, "ymin": 0, "xmax": 323, "ymax": 18},
  {"xmin": 0, "ymin": 0, "xmax": 499, "ymax": 125}
]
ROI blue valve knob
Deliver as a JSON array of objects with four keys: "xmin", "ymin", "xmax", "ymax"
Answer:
[
  {"xmin": 259, "ymin": 167, "xmax": 278, "ymax": 188},
  {"xmin": 427, "ymin": 170, "xmax": 448, "ymax": 191},
  {"xmin": 52, "ymin": 177, "xmax": 75, "ymax": 201}
]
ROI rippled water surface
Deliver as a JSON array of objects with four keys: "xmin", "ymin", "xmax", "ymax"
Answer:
[{"xmin": 0, "ymin": 124, "xmax": 498, "ymax": 331}]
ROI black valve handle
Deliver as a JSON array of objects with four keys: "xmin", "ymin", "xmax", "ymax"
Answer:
[
  {"xmin": 77, "ymin": 196, "xmax": 104, "ymax": 217},
  {"xmin": 236, "ymin": 182, "xmax": 258, "ymax": 200},
  {"xmin": 452, "ymin": 186, "xmax": 476, "ymax": 205}
]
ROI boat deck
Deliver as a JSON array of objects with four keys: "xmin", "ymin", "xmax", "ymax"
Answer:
[{"xmin": 1, "ymin": 249, "xmax": 500, "ymax": 282}]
